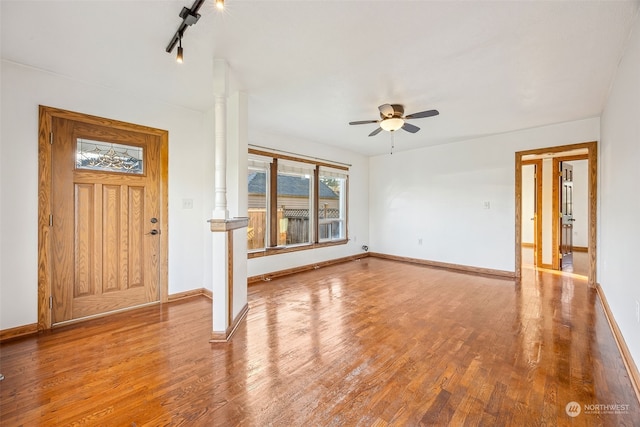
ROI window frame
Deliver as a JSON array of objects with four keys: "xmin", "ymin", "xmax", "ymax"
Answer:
[
  {"xmin": 248, "ymin": 148, "xmax": 349, "ymax": 258},
  {"xmin": 317, "ymin": 167, "xmax": 347, "ymax": 243},
  {"xmin": 247, "ymin": 158, "xmax": 271, "ymax": 252},
  {"xmin": 275, "ymin": 161, "xmax": 314, "ymax": 247}
]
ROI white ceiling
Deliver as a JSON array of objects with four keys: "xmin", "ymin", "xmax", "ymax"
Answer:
[{"xmin": 1, "ymin": 0, "xmax": 638, "ymax": 156}]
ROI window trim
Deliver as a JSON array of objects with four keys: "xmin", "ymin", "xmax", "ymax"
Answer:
[
  {"xmin": 248, "ymin": 148, "xmax": 349, "ymax": 257},
  {"xmin": 317, "ymin": 166, "xmax": 347, "ymax": 243}
]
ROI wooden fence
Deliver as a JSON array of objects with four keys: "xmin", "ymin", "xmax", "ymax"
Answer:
[
  {"xmin": 247, "ymin": 208, "xmax": 340, "ymax": 249},
  {"xmin": 247, "ymin": 209, "xmax": 267, "ymax": 250}
]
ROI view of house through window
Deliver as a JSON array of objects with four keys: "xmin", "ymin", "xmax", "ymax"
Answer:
[
  {"xmin": 248, "ymin": 150, "xmax": 348, "ymax": 254},
  {"xmin": 277, "ymin": 161, "xmax": 313, "ymax": 246}
]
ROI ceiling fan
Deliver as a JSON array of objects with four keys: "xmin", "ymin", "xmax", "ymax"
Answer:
[{"xmin": 349, "ymin": 104, "xmax": 439, "ymax": 137}]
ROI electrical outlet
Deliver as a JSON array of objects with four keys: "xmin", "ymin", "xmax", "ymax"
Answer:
[
  {"xmin": 483, "ymin": 201, "xmax": 491, "ymax": 209},
  {"xmin": 418, "ymin": 238, "xmax": 423, "ymax": 245},
  {"xmin": 182, "ymin": 198, "xmax": 193, "ymax": 209}
]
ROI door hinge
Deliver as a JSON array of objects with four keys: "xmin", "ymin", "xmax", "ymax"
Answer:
[
  {"xmin": 49, "ymin": 132, "xmax": 53, "ymax": 145},
  {"xmin": 49, "ymin": 214, "xmax": 53, "ymax": 227},
  {"xmin": 49, "ymin": 296, "xmax": 53, "ymax": 309}
]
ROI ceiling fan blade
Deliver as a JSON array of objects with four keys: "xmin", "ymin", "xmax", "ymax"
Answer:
[
  {"xmin": 368, "ymin": 127, "xmax": 383, "ymax": 137},
  {"xmin": 378, "ymin": 104, "xmax": 394, "ymax": 118},
  {"xmin": 349, "ymin": 120, "xmax": 378, "ymax": 125},
  {"xmin": 402, "ymin": 122, "xmax": 420, "ymax": 133},
  {"xmin": 405, "ymin": 109, "xmax": 439, "ymax": 119}
]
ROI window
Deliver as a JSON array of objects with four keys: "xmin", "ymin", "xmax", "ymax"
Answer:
[
  {"xmin": 318, "ymin": 167, "xmax": 347, "ymax": 242},
  {"xmin": 277, "ymin": 160, "xmax": 314, "ymax": 246},
  {"xmin": 247, "ymin": 158, "xmax": 270, "ymax": 251},
  {"xmin": 248, "ymin": 149, "xmax": 349, "ymax": 255},
  {"xmin": 76, "ymin": 139, "xmax": 144, "ymax": 174}
]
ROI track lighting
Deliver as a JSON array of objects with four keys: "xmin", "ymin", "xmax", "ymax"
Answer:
[
  {"xmin": 177, "ymin": 36, "xmax": 184, "ymax": 63},
  {"xmin": 165, "ymin": 0, "xmax": 206, "ymax": 57},
  {"xmin": 166, "ymin": 0, "xmax": 226, "ymax": 62}
]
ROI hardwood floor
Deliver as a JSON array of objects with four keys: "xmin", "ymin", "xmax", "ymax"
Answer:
[
  {"xmin": 1, "ymin": 258, "xmax": 638, "ymax": 425},
  {"xmin": 561, "ymin": 251, "xmax": 590, "ymax": 277},
  {"xmin": 522, "ymin": 246, "xmax": 589, "ymax": 277}
]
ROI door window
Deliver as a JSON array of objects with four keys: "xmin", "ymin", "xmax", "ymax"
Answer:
[{"xmin": 76, "ymin": 138, "xmax": 144, "ymax": 174}]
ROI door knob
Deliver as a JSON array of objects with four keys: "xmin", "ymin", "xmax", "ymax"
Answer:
[
  {"xmin": 149, "ymin": 229, "xmax": 159, "ymax": 235},
  {"xmin": 150, "ymin": 217, "xmax": 158, "ymax": 224}
]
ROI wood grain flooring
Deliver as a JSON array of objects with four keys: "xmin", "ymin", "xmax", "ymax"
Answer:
[
  {"xmin": 522, "ymin": 246, "xmax": 590, "ymax": 277},
  {"xmin": 1, "ymin": 258, "xmax": 638, "ymax": 426}
]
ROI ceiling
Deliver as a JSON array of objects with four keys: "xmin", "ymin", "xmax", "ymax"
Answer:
[{"xmin": 1, "ymin": 0, "xmax": 638, "ymax": 156}]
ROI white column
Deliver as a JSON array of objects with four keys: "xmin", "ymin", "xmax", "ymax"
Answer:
[
  {"xmin": 212, "ymin": 59, "xmax": 229, "ymax": 220},
  {"xmin": 211, "ymin": 59, "xmax": 230, "ymax": 337},
  {"xmin": 209, "ymin": 60, "xmax": 249, "ymax": 342}
]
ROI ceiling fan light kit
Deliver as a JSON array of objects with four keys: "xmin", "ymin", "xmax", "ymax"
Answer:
[
  {"xmin": 380, "ymin": 117, "xmax": 404, "ymax": 132},
  {"xmin": 350, "ymin": 103, "xmax": 439, "ymax": 138}
]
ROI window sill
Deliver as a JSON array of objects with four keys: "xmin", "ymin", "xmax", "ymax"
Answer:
[{"xmin": 248, "ymin": 239, "xmax": 348, "ymax": 259}]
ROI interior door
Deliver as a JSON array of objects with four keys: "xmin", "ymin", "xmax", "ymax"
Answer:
[
  {"xmin": 560, "ymin": 162, "xmax": 574, "ymax": 270},
  {"xmin": 51, "ymin": 117, "xmax": 161, "ymax": 323}
]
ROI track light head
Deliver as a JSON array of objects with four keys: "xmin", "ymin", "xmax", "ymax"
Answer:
[
  {"xmin": 215, "ymin": 0, "xmax": 224, "ymax": 10},
  {"xmin": 165, "ymin": 0, "xmax": 208, "ymax": 57},
  {"xmin": 176, "ymin": 36, "xmax": 183, "ymax": 63}
]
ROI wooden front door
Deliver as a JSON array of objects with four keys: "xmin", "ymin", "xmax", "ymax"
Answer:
[
  {"xmin": 50, "ymin": 116, "xmax": 161, "ymax": 323},
  {"xmin": 560, "ymin": 162, "xmax": 574, "ymax": 270}
]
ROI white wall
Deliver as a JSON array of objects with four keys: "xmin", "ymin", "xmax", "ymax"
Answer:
[
  {"xmin": 600, "ymin": 13, "xmax": 640, "ymax": 372},
  {"xmin": 247, "ymin": 131, "xmax": 370, "ymax": 278},
  {"xmin": 369, "ymin": 118, "xmax": 600, "ymax": 273},
  {"xmin": 567, "ymin": 160, "xmax": 588, "ymax": 248},
  {"xmin": 541, "ymin": 158, "xmax": 554, "ymax": 266},
  {"xmin": 521, "ymin": 165, "xmax": 535, "ymax": 244},
  {"xmin": 0, "ymin": 61, "xmax": 214, "ymax": 330}
]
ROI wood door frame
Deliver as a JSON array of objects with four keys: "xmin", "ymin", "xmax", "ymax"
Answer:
[
  {"xmin": 38, "ymin": 106, "xmax": 169, "ymax": 330},
  {"xmin": 515, "ymin": 141, "xmax": 597, "ymax": 287}
]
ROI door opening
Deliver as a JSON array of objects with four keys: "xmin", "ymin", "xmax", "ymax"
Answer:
[
  {"xmin": 559, "ymin": 161, "xmax": 575, "ymax": 270},
  {"xmin": 515, "ymin": 142, "xmax": 597, "ymax": 286}
]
